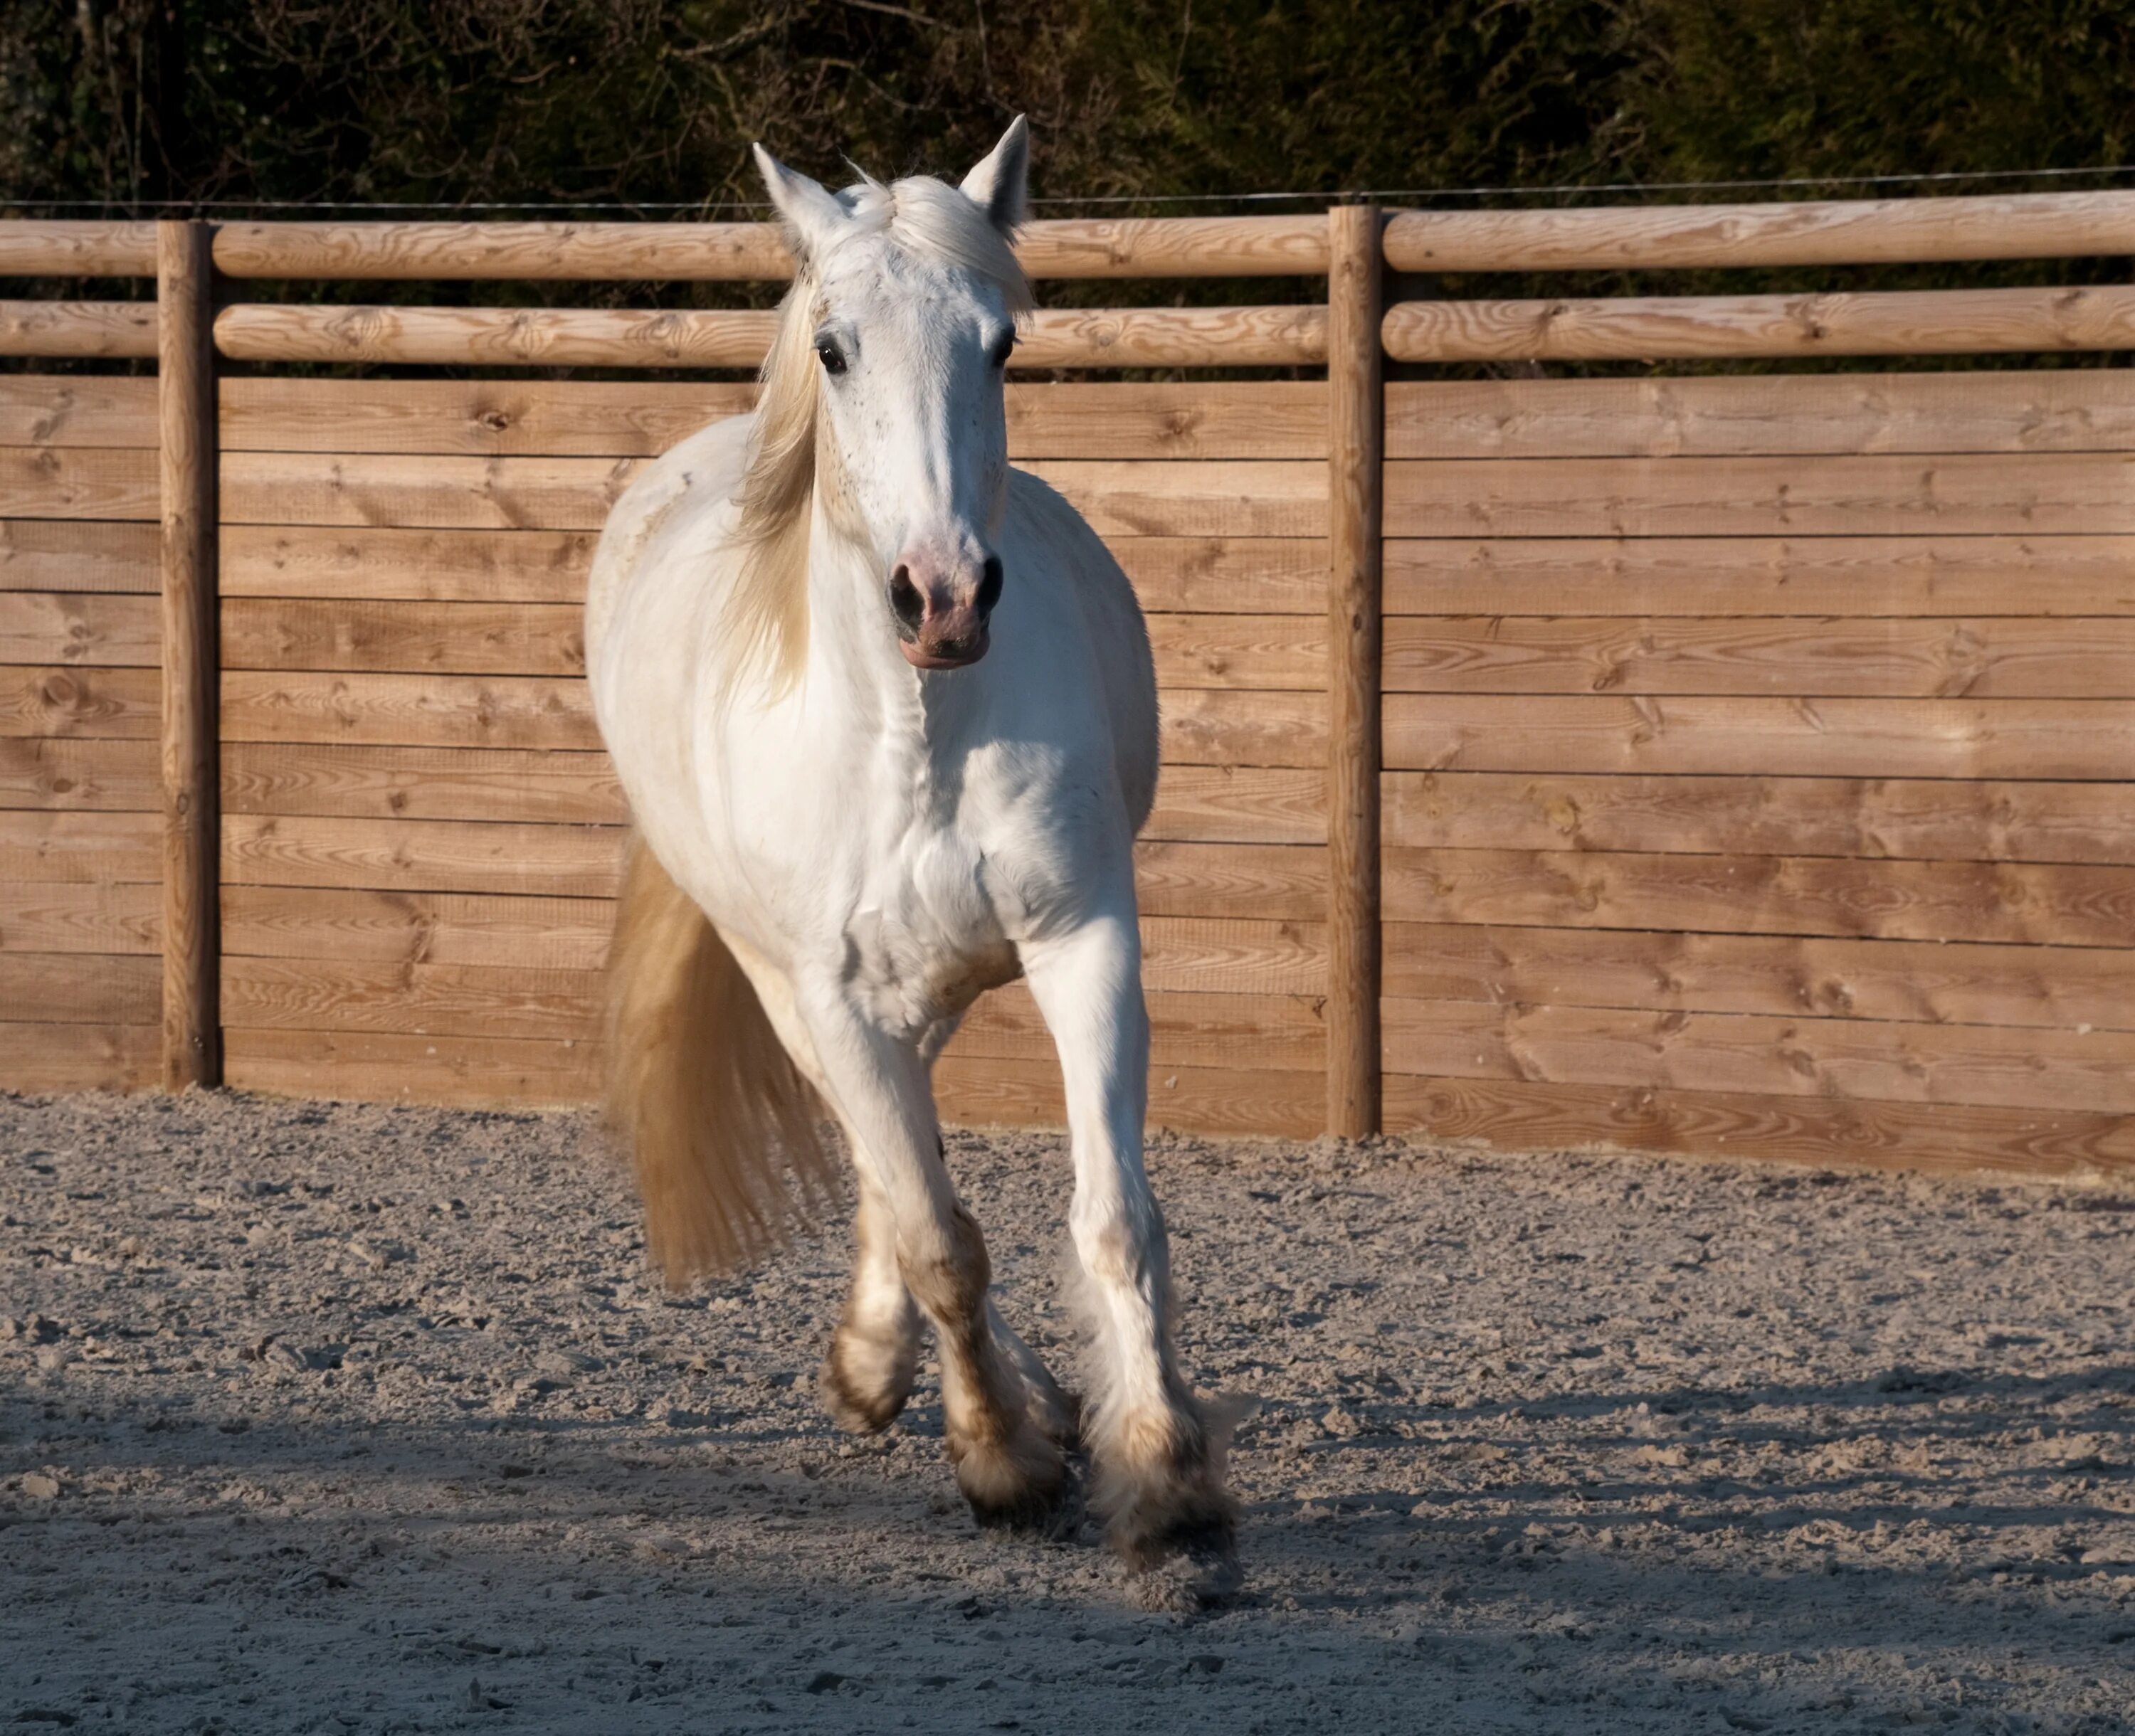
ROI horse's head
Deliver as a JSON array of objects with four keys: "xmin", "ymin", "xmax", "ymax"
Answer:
[{"xmin": 751, "ymin": 122, "xmax": 1032, "ymax": 672}]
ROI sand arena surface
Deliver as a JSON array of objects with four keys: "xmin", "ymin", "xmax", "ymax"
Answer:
[{"xmin": 1, "ymin": 1089, "xmax": 2131, "ymax": 1734}]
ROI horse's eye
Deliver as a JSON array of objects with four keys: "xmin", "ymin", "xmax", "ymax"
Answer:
[
  {"xmin": 816, "ymin": 339, "xmax": 846, "ymax": 376},
  {"xmin": 986, "ymin": 332, "xmax": 1015, "ymax": 369}
]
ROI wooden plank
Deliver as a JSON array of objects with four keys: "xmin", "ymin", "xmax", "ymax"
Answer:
[
  {"xmin": 0, "ymin": 447, "xmax": 159, "ymax": 519},
  {"xmin": 1023, "ymin": 460, "xmax": 1324, "ymax": 539},
  {"xmin": 1381, "ymin": 996, "xmax": 2135, "ymax": 1115},
  {"xmin": 1381, "ymin": 1075, "xmax": 2135, "ymax": 1180},
  {"xmin": 220, "ymin": 452, "xmax": 641, "ymax": 531},
  {"xmin": 1134, "ymin": 841, "xmax": 1324, "ymax": 921},
  {"xmin": 222, "ymin": 956, "xmax": 600, "ymax": 1042},
  {"xmin": 217, "ymin": 377, "xmax": 1327, "ymax": 461},
  {"xmin": 221, "ymin": 885, "xmax": 611, "ymax": 971},
  {"xmin": 1384, "ymin": 535, "xmax": 2135, "ymax": 618},
  {"xmin": 207, "ymin": 214, "xmax": 1326, "ymax": 281},
  {"xmin": 216, "ymin": 303, "xmax": 779, "ymax": 369},
  {"xmin": 1140, "ymin": 916, "xmax": 1326, "ymax": 995},
  {"xmin": 0, "ymin": 665, "xmax": 159, "ymax": 739},
  {"xmin": 1324, "ymin": 201, "xmax": 1383, "ymax": 1138},
  {"xmin": 0, "ymin": 520, "xmax": 159, "ymax": 593},
  {"xmin": 1146, "ymin": 613, "xmax": 1322, "ymax": 690},
  {"xmin": 0, "ymin": 376, "xmax": 158, "ymax": 448},
  {"xmin": 954, "ymin": 984, "xmax": 1324, "ymax": 1073},
  {"xmin": 221, "ymin": 743, "xmax": 625, "ymax": 825},
  {"xmin": 1142, "ymin": 765, "xmax": 1324, "ymax": 845},
  {"xmin": 0, "ymin": 301, "xmax": 157, "ymax": 361},
  {"xmin": 0, "ymin": 810, "xmax": 160, "ymax": 882},
  {"xmin": 932, "ymin": 1054, "xmax": 1326, "ymax": 1139},
  {"xmin": 0, "ymin": 1022, "xmax": 158, "ymax": 1092},
  {"xmin": 1386, "ymin": 921, "xmax": 2135, "ymax": 1033},
  {"xmin": 222, "ymin": 813, "xmax": 624, "ymax": 897},
  {"xmin": 1386, "ymin": 371, "xmax": 2135, "ymax": 461},
  {"xmin": 220, "ymin": 526, "xmax": 598, "ymax": 604},
  {"xmin": 1383, "ymin": 845, "xmax": 2135, "ymax": 948},
  {"xmin": 0, "ymin": 221, "xmax": 158, "ymax": 277},
  {"xmin": 1382, "ymin": 189, "xmax": 2135, "ymax": 272},
  {"xmin": 0, "ymin": 592, "xmax": 158, "ymax": 667},
  {"xmin": 1160, "ymin": 687, "xmax": 1326, "ymax": 767},
  {"xmin": 0, "ymin": 736, "xmax": 159, "ymax": 810},
  {"xmin": 221, "ymin": 598, "xmax": 585, "ymax": 677},
  {"xmin": 160, "ymin": 219, "xmax": 223, "ymax": 1090},
  {"xmin": 1384, "ymin": 452, "xmax": 2135, "ymax": 539},
  {"xmin": 223, "ymin": 1027, "xmax": 601, "ymax": 1110},
  {"xmin": 1015, "ymin": 306, "xmax": 1326, "ymax": 369},
  {"xmin": 1382, "ymin": 615, "xmax": 2135, "ymax": 699},
  {"xmin": 0, "ymin": 953, "xmax": 157, "ymax": 1025},
  {"xmin": 219, "ymin": 671, "xmax": 599, "ymax": 750},
  {"xmin": 1385, "ymin": 695, "xmax": 2135, "ymax": 780},
  {"xmin": 0, "ymin": 880, "xmax": 159, "ymax": 953},
  {"xmin": 1382, "ymin": 770, "xmax": 2135, "ymax": 866},
  {"xmin": 1382, "ymin": 284, "xmax": 2135, "ymax": 363}
]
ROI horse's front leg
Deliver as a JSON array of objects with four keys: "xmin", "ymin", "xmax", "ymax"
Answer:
[
  {"xmin": 805, "ymin": 1000, "xmax": 1068, "ymax": 1527},
  {"xmin": 1022, "ymin": 911, "xmax": 1237, "ymax": 1570}
]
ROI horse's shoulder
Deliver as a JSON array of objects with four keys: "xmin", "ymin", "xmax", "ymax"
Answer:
[{"xmin": 586, "ymin": 412, "xmax": 757, "ymax": 657}]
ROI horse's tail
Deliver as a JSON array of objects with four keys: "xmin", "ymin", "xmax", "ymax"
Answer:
[{"xmin": 605, "ymin": 833, "xmax": 834, "ymax": 1288}]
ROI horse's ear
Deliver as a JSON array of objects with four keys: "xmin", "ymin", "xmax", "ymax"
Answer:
[
  {"xmin": 959, "ymin": 116, "xmax": 1030, "ymax": 233},
  {"xmin": 752, "ymin": 144, "xmax": 846, "ymax": 260}
]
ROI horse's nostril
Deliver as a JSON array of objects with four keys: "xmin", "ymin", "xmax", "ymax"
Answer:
[
  {"xmin": 887, "ymin": 566, "xmax": 925, "ymax": 635},
  {"xmin": 976, "ymin": 555, "xmax": 1003, "ymax": 615}
]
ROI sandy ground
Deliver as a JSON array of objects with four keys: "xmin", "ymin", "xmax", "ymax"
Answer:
[{"xmin": 1, "ymin": 1090, "xmax": 2131, "ymax": 1735}]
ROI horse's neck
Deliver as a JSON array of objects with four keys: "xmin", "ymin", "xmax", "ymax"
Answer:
[{"xmin": 795, "ymin": 499, "xmax": 933, "ymax": 746}]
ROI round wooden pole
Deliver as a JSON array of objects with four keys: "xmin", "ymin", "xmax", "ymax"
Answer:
[
  {"xmin": 159, "ymin": 221, "xmax": 220, "ymax": 1089},
  {"xmin": 1325, "ymin": 203, "xmax": 1383, "ymax": 1138}
]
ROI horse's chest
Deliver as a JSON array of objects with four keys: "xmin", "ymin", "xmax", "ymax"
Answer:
[{"xmin": 844, "ymin": 822, "xmax": 1021, "ymax": 1038}]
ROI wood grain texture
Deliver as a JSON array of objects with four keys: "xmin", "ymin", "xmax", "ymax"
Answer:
[
  {"xmin": 221, "ymin": 743, "xmax": 624, "ymax": 825},
  {"xmin": 1384, "ymin": 452, "xmax": 2135, "ymax": 539},
  {"xmin": 0, "ymin": 809, "xmax": 160, "ymax": 882},
  {"xmin": 0, "ymin": 221, "xmax": 158, "ymax": 277},
  {"xmin": 1382, "ymin": 615, "xmax": 2135, "ymax": 698},
  {"xmin": 0, "ymin": 375, "xmax": 157, "ymax": 448},
  {"xmin": 216, "ymin": 378, "xmax": 1327, "ymax": 460},
  {"xmin": 222, "ymin": 955, "xmax": 601, "ymax": 1042},
  {"xmin": 932, "ymin": 1054, "xmax": 1326, "ymax": 1140},
  {"xmin": 1018, "ymin": 460, "xmax": 1325, "ymax": 539},
  {"xmin": 0, "ymin": 520, "xmax": 159, "ymax": 593},
  {"xmin": 1016, "ymin": 215, "xmax": 1329, "ymax": 278},
  {"xmin": 1381, "ymin": 770, "xmax": 2135, "ymax": 866},
  {"xmin": 1385, "ymin": 694, "xmax": 2135, "ymax": 780},
  {"xmin": 1383, "ymin": 535, "xmax": 2135, "ymax": 618},
  {"xmin": 1385, "ymin": 371, "xmax": 2135, "ymax": 461},
  {"xmin": 218, "ymin": 671, "xmax": 599, "ymax": 750},
  {"xmin": 0, "ymin": 300, "xmax": 157, "ymax": 359},
  {"xmin": 0, "ymin": 952, "xmax": 157, "ymax": 1025},
  {"xmin": 221, "ymin": 884, "xmax": 612, "ymax": 971},
  {"xmin": 1381, "ymin": 189, "xmax": 2135, "ymax": 272},
  {"xmin": 1142, "ymin": 765, "xmax": 1324, "ymax": 845},
  {"xmin": 1159, "ymin": 688, "xmax": 1326, "ymax": 767},
  {"xmin": 221, "ymin": 599, "xmax": 585, "ymax": 677},
  {"xmin": 1381, "ymin": 284, "xmax": 2135, "ymax": 362},
  {"xmin": 1381, "ymin": 996, "xmax": 2135, "ymax": 1115},
  {"xmin": 159, "ymin": 220, "xmax": 221, "ymax": 1089},
  {"xmin": 0, "ymin": 593, "xmax": 160, "ymax": 667},
  {"xmin": 1133, "ymin": 841, "xmax": 1325, "ymax": 921},
  {"xmin": 1146, "ymin": 613, "xmax": 1323, "ymax": 689},
  {"xmin": 1014, "ymin": 305, "xmax": 1326, "ymax": 368},
  {"xmin": 219, "ymin": 526, "xmax": 599, "ymax": 604},
  {"xmin": 953, "ymin": 984, "xmax": 1325, "ymax": 1074},
  {"xmin": 0, "ymin": 1022, "xmax": 158, "ymax": 1091},
  {"xmin": 0, "ymin": 880, "xmax": 159, "ymax": 953},
  {"xmin": 1381, "ymin": 1075, "xmax": 2135, "ymax": 1179},
  {"xmin": 1382, "ymin": 845, "xmax": 2135, "ymax": 948},
  {"xmin": 1385, "ymin": 921, "xmax": 2135, "ymax": 1033},
  {"xmin": 223, "ymin": 1027, "xmax": 601, "ymax": 1109},
  {"xmin": 0, "ymin": 447, "xmax": 158, "ymax": 519},
  {"xmin": 0, "ymin": 665, "xmax": 159, "ymax": 739},
  {"xmin": 221, "ymin": 813, "xmax": 624, "ymax": 897},
  {"xmin": 1140, "ymin": 916, "xmax": 1326, "ymax": 995},
  {"xmin": 0, "ymin": 736, "xmax": 159, "ymax": 810}
]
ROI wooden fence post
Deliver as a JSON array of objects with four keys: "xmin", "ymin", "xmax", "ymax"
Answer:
[
  {"xmin": 1325, "ymin": 203, "xmax": 1383, "ymax": 1138},
  {"xmin": 158, "ymin": 220, "xmax": 219, "ymax": 1089}
]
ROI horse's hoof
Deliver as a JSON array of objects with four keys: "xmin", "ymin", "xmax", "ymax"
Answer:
[
  {"xmin": 952, "ymin": 1432, "xmax": 1070, "ymax": 1535},
  {"xmin": 819, "ymin": 1342, "xmax": 912, "ymax": 1434},
  {"xmin": 1125, "ymin": 1527, "xmax": 1244, "ymax": 1614}
]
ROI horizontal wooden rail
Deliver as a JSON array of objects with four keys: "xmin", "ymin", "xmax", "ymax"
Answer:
[
  {"xmin": 1382, "ymin": 282, "xmax": 2135, "ymax": 361},
  {"xmin": 209, "ymin": 214, "xmax": 1329, "ymax": 280},
  {"xmin": 1383, "ymin": 188, "xmax": 2135, "ymax": 272},
  {"xmin": 214, "ymin": 301, "xmax": 1328, "ymax": 368},
  {"xmin": 0, "ymin": 299, "xmax": 158, "ymax": 357},
  {"xmin": 0, "ymin": 221, "xmax": 159, "ymax": 276}
]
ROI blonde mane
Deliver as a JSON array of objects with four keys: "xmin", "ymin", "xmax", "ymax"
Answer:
[{"xmin": 726, "ymin": 174, "xmax": 1035, "ymax": 691}]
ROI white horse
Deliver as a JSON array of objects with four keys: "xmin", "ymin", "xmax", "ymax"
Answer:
[{"xmin": 585, "ymin": 120, "xmax": 1235, "ymax": 1581}]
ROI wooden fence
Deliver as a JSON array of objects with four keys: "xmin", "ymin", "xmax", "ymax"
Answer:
[{"xmin": 6, "ymin": 189, "xmax": 2135, "ymax": 1176}]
